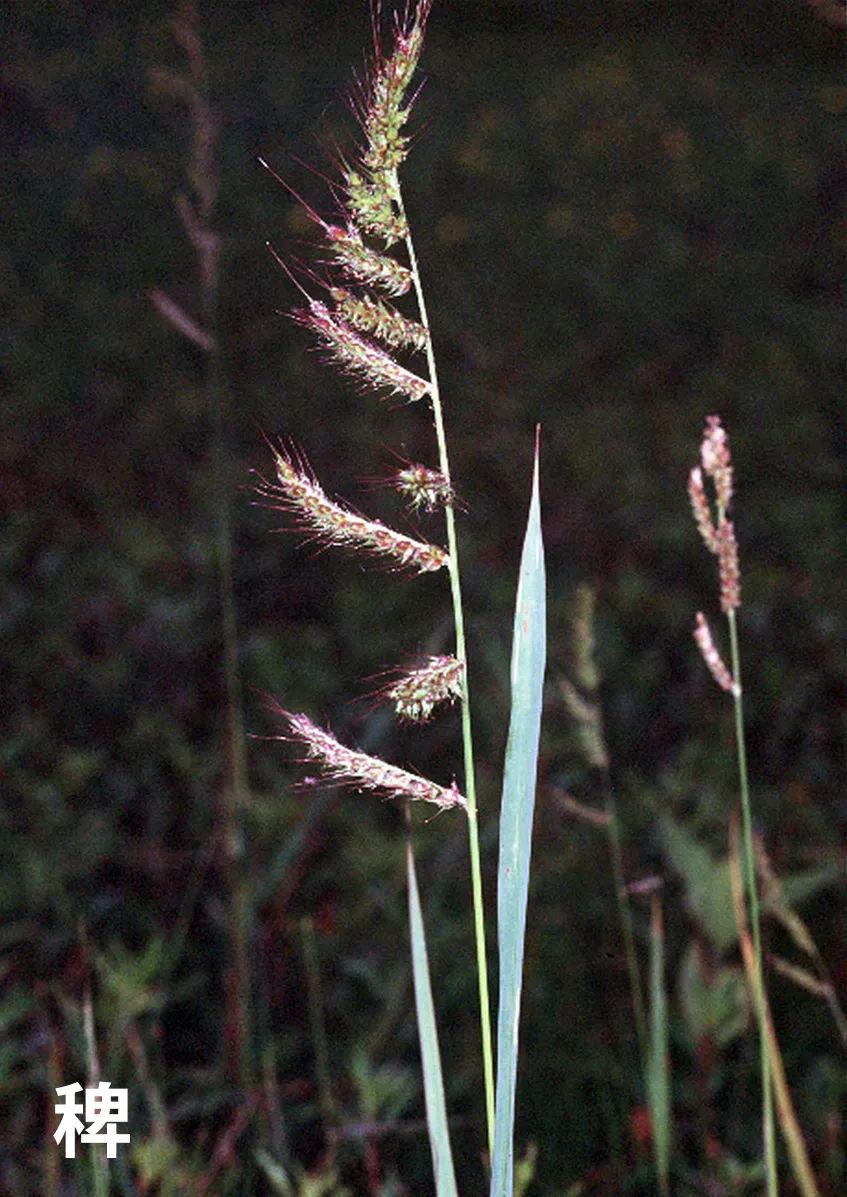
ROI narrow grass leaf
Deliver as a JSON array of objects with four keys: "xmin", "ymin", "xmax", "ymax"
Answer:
[
  {"xmin": 647, "ymin": 894, "xmax": 671, "ymax": 1196},
  {"xmin": 406, "ymin": 834, "xmax": 459, "ymax": 1197},
  {"xmin": 490, "ymin": 435, "xmax": 546, "ymax": 1197}
]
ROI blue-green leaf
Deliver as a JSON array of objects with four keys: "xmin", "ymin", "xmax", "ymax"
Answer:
[
  {"xmin": 407, "ymin": 835, "xmax": 459, "ymax": 1197},
  {"xmin": 490, "ymin": 435, "xmax": 546, "ymax": 1197}
]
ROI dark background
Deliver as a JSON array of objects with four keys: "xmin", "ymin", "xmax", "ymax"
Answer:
[{"xmin": 2, "ymin": 1, "xmax": 845, "ymax": 1193}]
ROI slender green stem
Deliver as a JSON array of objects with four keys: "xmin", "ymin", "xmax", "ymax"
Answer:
[
  {"xmin": 301, "ymin": 916, "xmax": 338, "ymax": 1152},
  {"xmin": 602, "ymin": 775, "xmax": 649, "ymax": 1080},
  {"xmin": 396, "ymin": 185, "xmax": 495, "ymax": 1155},
  {"xmin": 727, "ymin": 609, "xmax": 777, "ymax": 1196},
  {"xmin": 207, "ymin": 297, "xmax": 253, "ymax": 1093}
]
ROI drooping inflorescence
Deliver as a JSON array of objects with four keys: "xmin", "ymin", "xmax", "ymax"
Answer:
[
  {"xmin": 377, "ymin": 655, "xmax": 464, "ymax": 722},
  {"xmin": 277, "ymin": 708, "xmax": 466, "ymax": 812},
  {"xmin": 295, "ymin": 301, "xmax": 429, "ymax": 402},
  {"xmin": 260, "ymin": 4, "xmax": 467, "ymax": 821},
  {"xmin": 256, "ymin": 444, "xmax": 448, "ymax": 574},
  {"xmin": 689, "ymin": 415, "xmax": 741, "ymax": 691}
]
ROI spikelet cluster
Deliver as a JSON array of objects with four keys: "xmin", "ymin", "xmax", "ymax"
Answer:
[
  {"xmin": 256, "ymin": 444, "xmax": 447, "ymax": 574},
  {"xmin": 330, "ymin": 287, "xmax": 427, "ymax": 353},
  {"xmin": 261, "ymin": 6, "xmax": 466, "ymax": 820},
  {"xmin": 380, "ymin": 655, "xmax": 464, "ymax": 722},
  {"xmin": 392, "ymin": 463, "xmax": 454, "ymax": 512},
  {"xmin": 688, "ymin": 415, "xmax": 741, "ymax": 615},
  {"xmin": 279, "ymin": 709, "xmax": 466, "ymax": 812},
  {"xmin": 693, "ymin": 612, "xmax": 738, "ymax": 696},
  {"xmin": 296, "ymin": 301, "xmax": 429, "ymax": 401},
  {"xmin": 689, "ymin": 415, "xmax": 741, "ymax": 693}
]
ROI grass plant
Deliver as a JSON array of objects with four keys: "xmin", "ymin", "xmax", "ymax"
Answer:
[
  {"xmin": 689, "ymin": 416, "xmax": 778, "ymax": 1195},
  {"xmin": 256, "ymin": 2, "xmax": 544, "ymax": 1183}
]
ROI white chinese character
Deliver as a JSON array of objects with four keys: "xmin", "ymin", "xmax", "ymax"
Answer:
[
  {"xmin": 81, "ymin": 1082, "xmax": 130, "ymax": 1158},
  {"xmin": 54, "ymin": 1082, "xmax": 85, "ymax": 1159}
]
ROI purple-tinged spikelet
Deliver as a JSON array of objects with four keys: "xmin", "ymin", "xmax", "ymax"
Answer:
[
  {"xmin": 718, "ymin": 520, "xmax": 740, "ymax": 613},
  {"xmin": 700, "ymin": 414, "xmax": 733, "ymax": 512},
  {"xmin": 330, "ymin": 287, "xmax": 427, "ymax": 353},
  {"xmin": 360, "ymin": 3, "xmax": 431, "ymax": 176},
  {"xmin": 277, "ymin": 708, "xmax": 466, "ymax": 811},
  {"xmin": 255, "ymin": 444, "xmax": 448, "ymax": 573},
  {"xmin": 392, "ymin": 463, "xmax": 454, "ymax": 512},
  {"xmin": 693, "ymin": 612, "xmax": 738, "ymax": 695},
  {"xmin": 688, "ymin": 466, "xmax": 719, "ymax": 554},
  {"xmin": 343, "ymin": 169, "xmax": 408, "ymax": 245},
  {"xmin": 379, "ymin": 655, "xmax": 464, "ymax": 722},
  {"xmin": 325, "ymin": 224, "xmax": 412, "ymax": 295},
  {"xmin": 296, "ymin": 302, "xmax": 429, "ymax": 401}
]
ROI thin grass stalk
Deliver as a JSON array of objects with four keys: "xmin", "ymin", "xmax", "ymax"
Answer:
[
  {"xmin": 395, "ymin": 182, "xmax": 496, "ymax": 1153},
  {"xmin": 82, "ymin": 987, "xmax": 108, "ymax": 1197},
  {"xmin": 729, "ymin": 822, "xmax": 821, "ymax": 1197},
  {"xmin": 647, "ymin": 894, "xmax": 670, "ymax": 1197},
  {"xmin": 152, "ymin": 1, "xmax": 254, "ymax": 1091},
  {"xmin": 602, "ymin": 775, "xmax": 649, "ymax": 1080},
  {"xmin": 300, "ymin": 915, "xmax": 339, "ymax": 1156},
  {"xmin": 727, "ymin": 610, "xmax": 778, "ymax": 1195}
]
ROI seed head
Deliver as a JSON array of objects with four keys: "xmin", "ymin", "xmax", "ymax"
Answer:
[
  {"xmin": 718, "ymin": 519, "xmax": 740, "ymax": 613},
  {"xmin": 688, "ymin": 466, "xmax": 719, "ymax": 555},
  {"xmin": 256, "ymin": 444, "xmax": 448, "ymax": 573},
  {"xmin": 392, "ymin": 463, "xmax": 454, "ymax": 512},
  {"xmin": 297, "ymin": 301, "xmax": 429, "ymax": 401},
  {"xmin": 325, "ymin": 224, "xmax": 412, "ymax": 295},
  {"xmin": 276, "ymin": 707, "xmax": 466, "ymax": 812},
  {"xmin": 379, "ymin": 655, "xmax": 464, "ymax": 722},
  {"xmin": 330, "ymin": 287, "xmax": 427, "ymax": 353},
  {"xmin": 360, "ymin": 2, "xmax": 431, "ymax": 178},
  {"xmin": 700, "ymin": 414, "xmax": 733, "ymax": 512},
  {"xmin": 693, "ymin": 612, "xmax": 738, "ymax": 695},
  {"xmin": 344, "ymin": 169, "xmax": 408, "ymax": 246}
]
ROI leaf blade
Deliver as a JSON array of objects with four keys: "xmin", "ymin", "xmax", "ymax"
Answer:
[
  {"xmin": 407, "ymin": 835, "xmax": 459, "ymax": 1197},
  {"xmin": 490, "ymin": 436, "xmax": 546, "ymax": 1197}
]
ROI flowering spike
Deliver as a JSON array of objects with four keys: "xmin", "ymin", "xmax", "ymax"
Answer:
[
  {"xmin": 296, "ymin": 301, "xmax": 429, "ymax": 401},
  {"xmin": 360, "ymin": 2, "xmax": 431, "ymax": 177},
  {"xmin": 688, "ymin": 466, "xmax": 719, "ymax": 554},
  {"xmin": 391, "ymin": 463, "xmax": 454, "ymax": 512},
  {"xmin": 276, "ymin": 708, "xmax": 466, "ymax": 811},
  {"xmin": 693, "ymin": 612, "xmax": 738, "ymax": 695},
  {"xmin": 325, "ymin": 224, "xmax": 411, "ymax": 295},
  {"xmin": 255, "ymin": 444, "xmax": 448, "ymax": 573},
  {"xmin": 330, "ymin": 287, "xmax": 427, "ymax": 353},
  {"xmin": 378, "ymin": 655, "xmax": 464, "ymax": 722},
  {"xmin": 344, "ymin": 168, "xmax": 408, "ymax": 245},
  {"xmin": 718, "ymin": 520, "xmax": 741, "ymax": 613},
  {"xmin": 700, "ymin": 414, "xmax": 733, "ymax": 512}
]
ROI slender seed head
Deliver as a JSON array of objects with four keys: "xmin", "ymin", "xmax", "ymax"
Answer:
[
  {"xmin": 330, "ymin": 287, "xmax": 427, "ymax": 353},
  {"xmin": 718, "ymin": 519, "xmax": 741, "ymax": 612},
  {"xmin": 297, "ymin": 301, "xmax": 429, "ymax": 401},
  {"xmin": 688, "ymin": 466, "xmax": 720, "ymax": 554},
  {"xmin": 360, "ymin": 2, "xmax": 431, "ymax": 177},
  {"xmin": 277, "ymin": 708, "xmax": 466, "ymax": 811},
  {"xmin": 693, "ymin": 612, "xmax": 738, "ymax": 695},
  {"xmin": 325, "ymin": 224, "xmax": 412, "ymax": 295},
  {"xmin": 255, "ymin": 444, "xmax": 448, "ymax": 573},
  {"xmin": 379, "ymin": 655, "xmax": 464, "ymax": 722},
  {"xmin": 700, "ymin": 414, "xmax": 733, "ymax": 512}
]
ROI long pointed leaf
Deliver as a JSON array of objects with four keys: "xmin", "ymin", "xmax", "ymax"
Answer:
[
  {"xmin": 407, "ymin": 835, "xmax": 459, "ymax": 1197},
  {"xmin": 490, "ymin": 435, "xmax": 546, "ymax": 1197}
]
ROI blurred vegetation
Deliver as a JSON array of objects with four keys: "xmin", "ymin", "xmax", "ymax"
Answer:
[{"xmin": 2, "ymin": 0, "xmax": 845, "ymax": 1193}]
